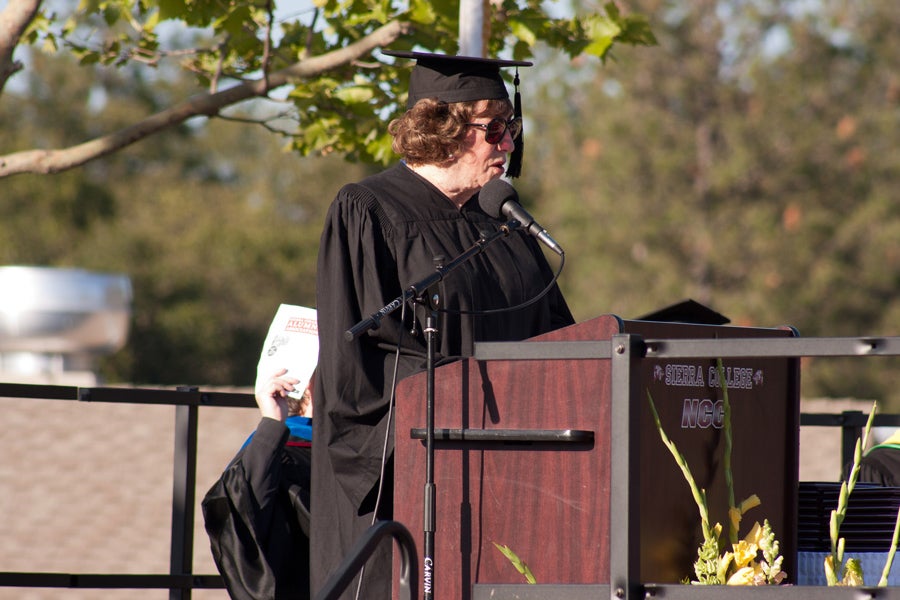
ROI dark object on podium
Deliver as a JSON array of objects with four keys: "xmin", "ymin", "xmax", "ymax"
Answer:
[
  {"xmin": 798, "ymin": 482, "xmax": 900, "ymax": 552},
  {"xmin": 393, "ymin": 314, "xmax": 800, "ymax": 598},
  {"xmin": 637, "ymin": 298, "xmax": 730, "ymax": 325}
]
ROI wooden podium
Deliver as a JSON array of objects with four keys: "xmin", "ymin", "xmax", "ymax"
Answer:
[{"xmin": 393, "ymin": 314, "xmax": 800, "ymax": 599}]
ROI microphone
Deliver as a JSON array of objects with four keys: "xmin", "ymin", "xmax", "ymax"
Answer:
[{"xmin": 478, "ymin": 179, "xmax": 564, "ymax": 256}]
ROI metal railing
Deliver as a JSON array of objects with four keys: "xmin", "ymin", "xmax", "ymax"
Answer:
[
  {"xmin": 0, "ymin": 382, "xmax": 254, "ymax": 599},
  {"xmin": 2, "ymin": 333, "xmax": 899, "ymax": 599},
  {"xmin": 314, "ymin": 520, "xmax": 418, "ymax": 600},
  {"xmin": 0, "ymin": 382, "xmax": 419, "ymax": 600}
]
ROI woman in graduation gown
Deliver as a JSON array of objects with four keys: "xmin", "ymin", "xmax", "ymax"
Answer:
[
  {"xmin": 311, "ymin": 50, "xmax": 575, "ymax": 599},
  {"xmin": 202, "ymin": 370, "xmax": 313, "ymax": 600}
]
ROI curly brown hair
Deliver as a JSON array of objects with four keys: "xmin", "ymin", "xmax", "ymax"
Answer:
[{"xmin": 388, "ymin": 97, "xmax": 513, "ymax": 167}]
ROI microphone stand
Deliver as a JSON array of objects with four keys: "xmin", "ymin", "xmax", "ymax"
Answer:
[
  {"xmin": 345, "ymin": 221, "xmax": 518, "ymax": 600},
  {"xmin": 422, "ymin": 308, "xmax": 437, "ymax": 600}
]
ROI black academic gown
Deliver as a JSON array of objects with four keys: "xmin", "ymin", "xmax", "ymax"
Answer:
[
  {"xmin": 311, "ymin": 163, "xmax": 574, "ymax": 599},
  {"xmin": 202, "ymin": 417, "xmax": 312, "ymax": 600}
]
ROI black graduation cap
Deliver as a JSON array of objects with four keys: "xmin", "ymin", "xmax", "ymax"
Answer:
[
  {"xmin": 382, "ymin": 50, "xmax": 531, "ymax": 177},
  {"xmin": 636, "ymin": 299, "xmax": 731, "ymax": 325}
]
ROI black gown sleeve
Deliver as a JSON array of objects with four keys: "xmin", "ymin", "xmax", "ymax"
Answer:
[
  {"xmin": 202, "ymin": 417, "xmax": 311, "ymax": 600},
  {"xmin": 315, "ymin": 184, "xmax": 426, "ymax": 510},
  {"xmin": 851, "ymin": 447, "xmax": 900, "ymax": 487}
]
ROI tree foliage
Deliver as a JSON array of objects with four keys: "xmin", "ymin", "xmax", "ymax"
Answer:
[
  {"xmin": 0, "ymin": 0, "xmax": 655, "ymax": 176},
  {"xmin": 1, "ymin": 51, "xmax": 366, "ymax": 385}
]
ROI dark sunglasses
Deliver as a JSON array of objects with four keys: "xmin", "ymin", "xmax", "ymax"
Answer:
[{"xmin": 466, "ymin": 117, "xmax": 523, "ymax": 144}]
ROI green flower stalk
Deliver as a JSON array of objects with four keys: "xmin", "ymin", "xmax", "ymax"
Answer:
[
  {"xmin": 825, "ymin": 401, "xmax": 876, "ymax": 586},
  {"xmin": 493, "ymin": 542, "xmax": 536, "ymax": 584},
  {"xmin": 714, "ymin": 359, "xmax": 738, "ymax": 544},
  {"xmin": 759, "ymin": 520, "xmax": 786, "ymax": 584},
  {"xmin": 877, "ymin": 504, "xmax": 900, "ymax": 586},
  {"xmin": 647, "ymin": 391, "xmax": 716, "ymax": 544}
]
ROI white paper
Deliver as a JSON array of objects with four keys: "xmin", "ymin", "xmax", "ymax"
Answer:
[{"xmin": 255, "ymin": 304, "xmax": 318, "ymax": 403}]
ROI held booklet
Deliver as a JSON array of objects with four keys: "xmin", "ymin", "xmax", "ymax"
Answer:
[{"xmin": 255, "ymin": 304, "xmax": 318, "ymax": 408}]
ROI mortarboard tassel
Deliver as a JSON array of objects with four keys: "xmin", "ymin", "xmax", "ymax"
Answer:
[{"xmin": 506, "ymin": 69, "xmax": 524, "ymax": 178}]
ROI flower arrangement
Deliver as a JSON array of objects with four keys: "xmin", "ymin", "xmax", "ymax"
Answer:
[
  {"xmin": 496, "ymin": 367, "xmax": 900, "ymax": 587},
  {"xmin": 647, "ymin": 359, "xmax": 786, "ymax": 585}
]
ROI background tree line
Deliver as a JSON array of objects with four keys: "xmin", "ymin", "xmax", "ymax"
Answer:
[
  {"xmin": 518, "ymin": 0, "xmax": 900, "ymax": 404},
  {"xmin": 1, "ymin": 0, "xmax": 897, "ymax": 405}
]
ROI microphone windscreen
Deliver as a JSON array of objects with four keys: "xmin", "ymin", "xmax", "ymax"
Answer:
[{"xmin": 477, "ymin": 179, "xmax": 517, "ymax": 219}]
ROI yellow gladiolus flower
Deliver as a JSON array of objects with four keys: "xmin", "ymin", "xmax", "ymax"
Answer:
[
  {"xmin": 717, "ymin": 551, "xmax": 734, "ymax": 583},
  {"xmin": 727, "ymin": 564, "xmax": 765, "ymax": 586},
  {"xmin": 739, "ymin": 495, "xmax": 761, "ymax": 514},
  {"xmin": 727, "ymin": 566, "xmax": 756, "ymax": 585},
  {"xmin": 732, "ymin": 540, "xmax": 759, "ymax": 569},
  {"xmin": 843, "ymin": 558, "xmax": 864, "ymax": 586},
  {"xmin": 729, "ymin": 507, "xmax": 742, "ymax": 534},
  {"xmin": 730, "ymin": 496, "xmax": 762, "ymax": 537},
  {"xmin": 743, "ymin": 521, "xmax": 763, "ymax": 546}
]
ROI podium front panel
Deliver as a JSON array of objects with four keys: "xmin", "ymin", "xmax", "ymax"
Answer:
[{"xmin": 394, "ymin": 316, "xmax": 618, "ymax": 599}]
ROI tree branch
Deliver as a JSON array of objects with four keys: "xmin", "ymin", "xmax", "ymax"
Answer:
[
  {"xmin": 0, "ymin": 19, "xmax": 409, "ymax": 178},
  {"xmin": 0, "ymin": 0, "xmax": 42, "ymax": 94}
]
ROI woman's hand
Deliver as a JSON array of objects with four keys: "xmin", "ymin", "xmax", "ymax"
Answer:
[{"xmin": 255, "ymin": 368, "xmax": 300, "ymax": 422}]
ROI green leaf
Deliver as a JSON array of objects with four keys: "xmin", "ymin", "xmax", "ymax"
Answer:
[
  {"xmin": 603, "ymin": 1, "xmax": 621, "ymax": 20},
  {"xmin": 618, "ymin": 15, "xmax": 657, "ymax": 47},
  {"xmin": 157, "ymin": 0, "xmax": 185, "ymax": 21},
  {"xmin": 365, "ymin": 132, "xmax": 396, "ymax": 165},
  {"xmin": 409, "ymin": 0, "xmax": 437, "ymax": 25},
  {"xmin": 102, "ymin": 5, "xmax": 122, "ymax": 26},
  {"xmin": 78, "ymin": 52, "xmax": 101, "ymax": 66},
  {"xmin": 213, "ymin": 4, "xmax": 253, "ymax": 37},
  {"xmin": 492, "ymin": 542, "xmax": 537, "ymax": 584},
  {"xmin": 581, "ymin": 14, "xmax": 621, "ymax": 59},
  {"xmin": 42, "ymin": 35, "xmax": 59, "ymax": 53},
  {"xmin": 78, "ymin": 0, "xmax": 102, "ymax": 14},
  {"xmin": 143, "ymin": 9, "xmax": 160, "ymax": 30},
  {"xmin": 334, "ymin": 85, "xmax": 375, "ymax": 104},
  {"xmin": 509, "ymin": 21, "xmax": 538, "ymax": 47}
]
